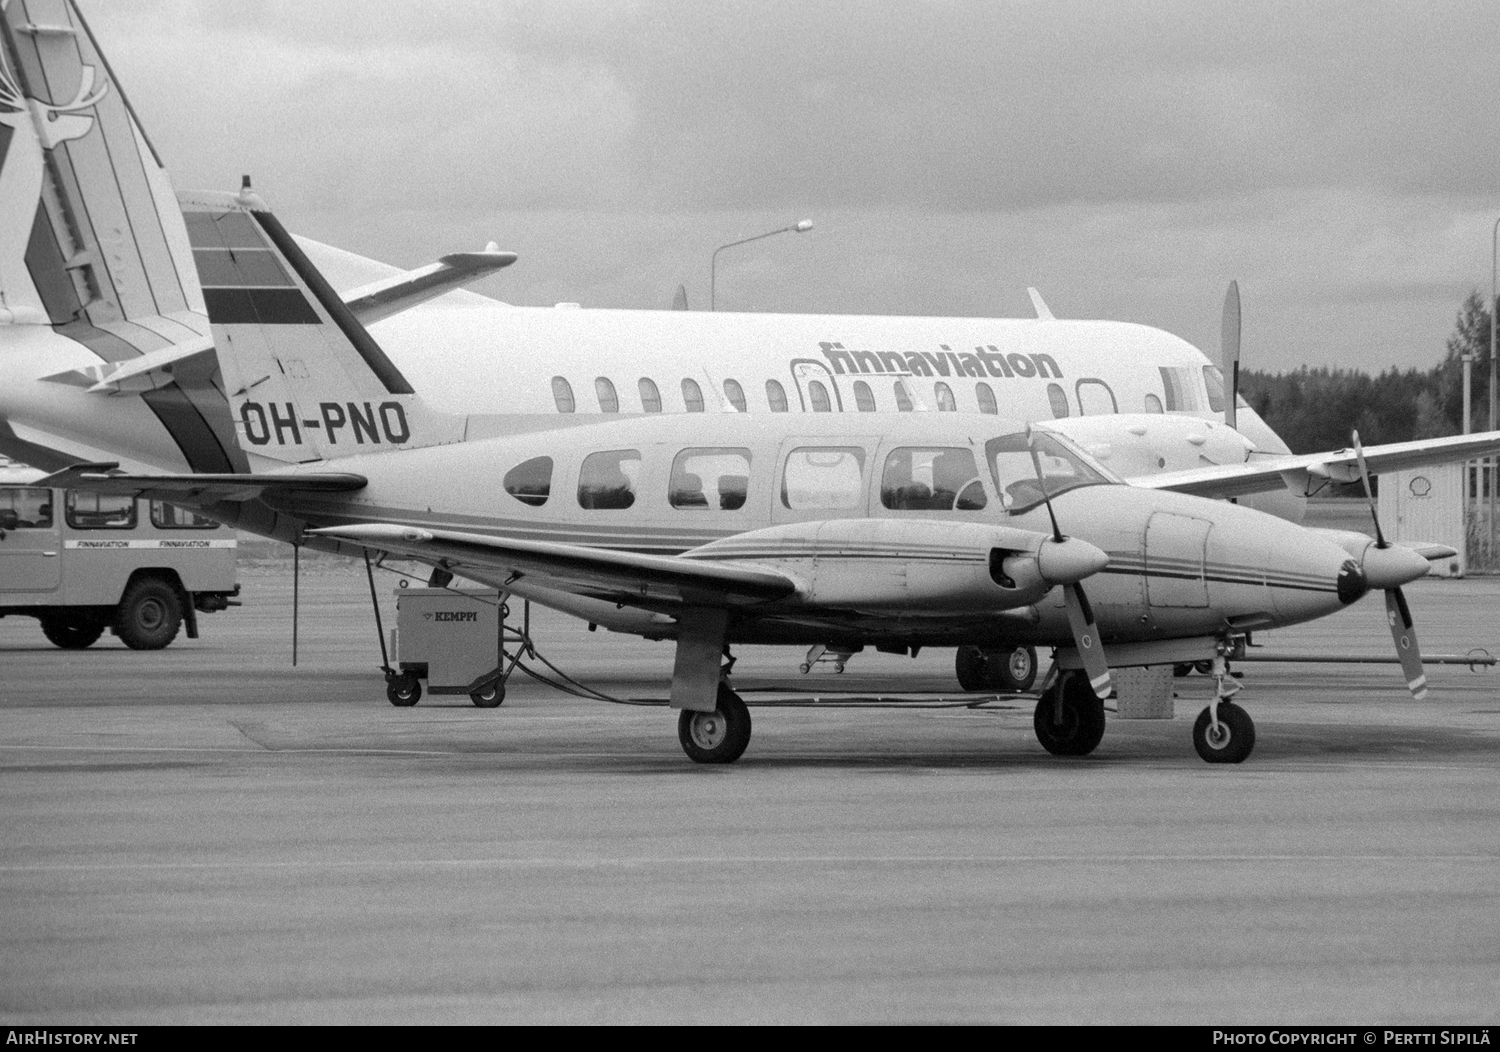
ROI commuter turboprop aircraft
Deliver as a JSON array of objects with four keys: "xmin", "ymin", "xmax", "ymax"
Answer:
[{"xmin": 0, "ymin": 0, "xmax": 1485, "ymax": 762}]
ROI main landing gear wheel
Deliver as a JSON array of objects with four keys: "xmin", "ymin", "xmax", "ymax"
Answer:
[
  {"xmin": 955, "ymin": 645, "xmax": 1038, "ymax": 692},
  {"xmin": 470, "ymin": 681, "xmax": 504, "ymax": 708},
  {"xmin": 1033, "ymin": 672, "xmax": 1106, "ymax": 757},
  {"xmin": 677, "ymin": 685, "xmax": 752, "ymax": 765},
  {"xmin": 387, "ymin": 673, "xmax": 422, "ymax": 707},
  {"xmin": 1193, "ymin": 701, "xmax": 1255, "ymax": 764},
  {"xmin": 39, "ymin": 615, "xmax": 105, "ymax": 650}
]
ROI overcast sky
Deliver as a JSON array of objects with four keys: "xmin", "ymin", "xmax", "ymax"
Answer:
[{"xmin": 88, "ymin": 0, "xmax": 1500, "ymax": 373}]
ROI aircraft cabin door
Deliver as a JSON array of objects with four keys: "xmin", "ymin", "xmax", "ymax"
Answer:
[
  {"xmin": 789, "ymin": 359, "xmax": 844, "ymax": 413},
  {"xmin": 0, "ymin": 486, "xmax": 62, "ymax": 594},
  {"xmin": 1144, "ymin": 512, "xmax": 1210, "ymax": 608}
]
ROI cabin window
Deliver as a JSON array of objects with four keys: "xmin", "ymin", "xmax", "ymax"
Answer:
[
  {"xmin": 934, "ymin": 382, "xmax": 957, "ymax": 412},
  {"xmin": 638, "ymin": 378, "xmax": 662, "ymax": 414},
  {"xmin": 670, "ymin": 448, "xmax": 752, "ymax": 511},
  {"xmin": 682, "ymin": 378, "xmax": 705, "ymax": 413},
  {"xmin": 808, "ymin": 380, "xmax": 832, "ymax": 412},
  {"xmin": 976, "ymin": 382, "xmax": 997, "ymax": 415},
  {"xmin": 0, "ymin": 487, "xmax": 53, "ymax": 529},
  {"xmin": 595, "ymin": 377, "xmax": 619, "ymax": 413},
  {"xmin": 853, "ymin": 381, "xmax": 876, "ymax": 413},
  {"xmin": 723, "ymin": 378, "xmax": 747, "ymax": 413},
  {"xmin": 504, "ymin": 456, "xmax": 553, "ymax": 507},
  {"xmin": 894, "ymin": 381, "xmax": 913, "ymax": 412},
  {"xmin": 551, "ymin": 376, "xmax": 575, "ymax": 413},
  {"xmin": 1144, "ymin": 393, "xmax": 1164, "ymax": 414},
  {"xmin": 150, "ymin": 502, "xmax": 218, "ymax": 529},
  {"xmin": 577, "ymin": 449, "xmax": 641, "ymax": 510},
  {"xmin": 766, "ymin": 379, "xmax": 789, "ymax": 413},
  {"xmin": 781, "ymin": 447, "xmax": 866, "ymax": 510},
  {"xmin": 881, "ymin": 447, "xmax": 986, "ymax": 511},
  {"xmin": 1076, "ymin": 378, "xmax": 1118, "ymax": 415},
  {"xmin": 65, "ymin": 492, "xmax": 136, "ymax": 530},
  {"xmin": 1046, "ymin": 382, "xmax": 1070, "ymax": 419}
]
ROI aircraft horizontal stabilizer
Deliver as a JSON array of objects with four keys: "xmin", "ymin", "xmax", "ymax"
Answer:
[
  {"xmin": 310, "ymin": 523, "xmax": 799, "ymax": 609},
  {"xmin": 342, "ymin": 244, "xmax": 517, "ymax": 326},
  {"xmin": 1132, "ymin": 430, "xmax": 1500, "ymax": 500},
  {"xmin": 38, "ymin": 464, "xmax": 367, "ymax": 502}
]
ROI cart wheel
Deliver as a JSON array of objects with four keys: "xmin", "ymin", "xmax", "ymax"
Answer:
[
  {"xmin": 470, "ymin": 682, "xmax": 504, "ymax": 708},
  {"xmin": 387, "ymin": 674, "xmax": 421, "ymax": 706}
]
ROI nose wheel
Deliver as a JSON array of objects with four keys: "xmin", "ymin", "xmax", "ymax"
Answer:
[
  {"xmin": 678, "ymin": 685, "xmax": 752, "ymax": 764},
  {"xmin": 1193, "ymin": 701, "xmax": 1255, "ymax": 763}
]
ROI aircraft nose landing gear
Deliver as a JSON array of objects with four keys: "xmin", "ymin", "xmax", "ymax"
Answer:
[{"xmin": 1193, "ymin": 650, "xmax": 1255, "ymax": 763}]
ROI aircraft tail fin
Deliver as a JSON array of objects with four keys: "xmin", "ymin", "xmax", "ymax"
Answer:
[{"xmin": 178, "ymin": 189, "xmax": 466, "ymax": 466}]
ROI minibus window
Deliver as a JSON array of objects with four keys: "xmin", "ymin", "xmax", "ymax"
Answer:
[{"xmin": 66, "ymin": 492, "xmax": 136, "ymax": 530}]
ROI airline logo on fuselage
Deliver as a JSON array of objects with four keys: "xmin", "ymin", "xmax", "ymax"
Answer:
[
  {"xmin": 239, "ymin": 401, "xmax": 410, "ymax": 447},
  {"xmin": 819, "ymin": 342, "xmax": 1063, "ymax": 380}
]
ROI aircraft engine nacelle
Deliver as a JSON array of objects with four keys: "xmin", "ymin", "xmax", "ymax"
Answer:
[
  {"xmin": 1040, "ymin": 414, "xmax": 1254, "ymax": 479},
  {"xmin": 691, "ymin": 518, "xmax": 1106, "ymax": 612}
]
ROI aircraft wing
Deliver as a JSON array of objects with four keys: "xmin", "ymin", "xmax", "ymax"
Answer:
[
  {"xmin": 341, "ymin": 245, "xmax": 517, "ymax": 326},
  {"xmin": 36, "ymin": 464, "xmax": 367, "ymax": 502},
  {"xmin": 1130, "ymin": 430, "xmax": 1500, "ymax": 499},
  {"xmin": 310, "ymin": 523, "xmax": 800, "ymax": 608}
]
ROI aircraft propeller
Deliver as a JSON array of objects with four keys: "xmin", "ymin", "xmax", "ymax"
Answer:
[
  {"xmin": 1352, "ymin": 431, "xmax": 1430, "ymax": 700},
  {"xmin": 1221, "ymin": 280, "xmax": 1241, "ymax": 431},
  {"xmin": 1027, "ymin": 427, "xmax": 1112, "ymax": 699}
]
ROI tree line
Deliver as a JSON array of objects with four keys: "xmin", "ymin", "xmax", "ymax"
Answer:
[{"xmin": 1240, "ymin": 293, "xmax": 1495, "ymax": 454}]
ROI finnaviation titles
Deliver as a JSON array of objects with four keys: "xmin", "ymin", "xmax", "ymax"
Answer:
[{"xmin": 819, "ymin": 342, "xmax": 1063, "ymax": 380}]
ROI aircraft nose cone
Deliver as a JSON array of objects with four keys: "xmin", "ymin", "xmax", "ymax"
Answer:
[
  {"xmin": 1362, "ymin": 544, "xmax": 1431, "ymax": 589},
  {"xmin": 1336, "ymin": 558, "xmax": 1369, "ymax": 605},
  {"xmin": 1036, "ymin": 537, "xmax": 1109, "ymax": 586}
]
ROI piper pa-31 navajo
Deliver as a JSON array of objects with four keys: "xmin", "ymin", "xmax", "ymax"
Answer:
[{"xmin": 0, "ymin": 0, "xmax": 1490, "ymax": 764}]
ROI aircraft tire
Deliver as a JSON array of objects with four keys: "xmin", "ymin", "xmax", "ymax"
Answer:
[
  {"xmin": 1193, "ymin": 702, "xmax": 1255, "ymax": 764},
  {"xmin": 39, "ymin": 614, "xmax": 105, "ymax": 650},
  {"xmin": 677, "ymin": 685, "xmax": 752, "ymax": 764},
  {"xmin": 1033, "ymin": 674, "xmax": 1106, "ymax": 756},
  {"xmin": 470, "ymin": 681, "xmax": 504, "ymax": 708},
  {"xmin": 955, "ymin": 646, "xmax": 989, "ymax": 691},
  {"xmin": 994, "ymin": 646, "xmax": 1037, "ymax": 692},
  {"xmin": 115, "ymin": 578, "xmax": 183, "ymax": 650},
  {"xmin": 387, "ymin": 674, "xmax": 422, "ymax": 707}
]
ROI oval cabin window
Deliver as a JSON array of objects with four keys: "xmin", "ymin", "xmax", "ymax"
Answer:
[
  {"xmin": 808, "ymin": 380, "xmax": 831, "ymax": 412},
  {"xmin": 976, "ymin": 382, "xmax": 997, "ymax": 415},
  {"xmin": 723, "ymin": 378, "xmax": 747, "ymax": 413},
  {"xmin": 934, "ymin": 382, "xmax": 956, "ymax": 412},
  {"xmin": 682, "ymin": 378, "xmax": 705, "ymax": 413},
  {"xmin": 893, "ymin": 381, "xmax": 913, "ymax": 412},
  {"xmin": 595, "ymin": 377, "xmax": 619, "ymax": 413},
  {"xmin": 551, "ymin": 376, "xmax": 575, "ymax": 414},
  {"xmin": 853, "ymin": 380, "xmax": 876, "ymax": 412},
  {"xmin": 766, "ymin": 379, "xmax": 789, "ymax": 413},
  {"xmin": 1046, "ymin": 382, "xmax": 1070, "ymax": 419},
  {"xmin": 639, "ymin": 378, "xmax": 662, "ymax": 413}
]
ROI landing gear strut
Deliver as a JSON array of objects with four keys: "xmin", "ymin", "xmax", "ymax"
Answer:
[
  {"xmin": 1032, "ymin": 671, "xmax": 1106, "ymax": 756},
  {"xmin": 1192, "ymin": 648, "xmax": 1255, "ymax": 763}
]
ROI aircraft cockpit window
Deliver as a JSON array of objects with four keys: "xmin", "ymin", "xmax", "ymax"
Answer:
[
  {"xmin": 670, "ymin": 448, "xmax": 752, "ymax": 511},
  {"xmin": 1159, "ymin": 366, "xmax": 1205, "ymax": 412},
  {"xmin": 723, "ymin": 379, "xmax": 747, "ymax": 413},
  {"xmin": 976, "ymin": 382, "xmax": 997, "ymax": 415},
  {"xmin": 781, "ymin": 447, "xmax": 866, "ymax": 510},
  {"xmin": 504, "ymin": 456, "xmax": 554, "ymax": 508},
  {"xmin": 853, "ymin": 381, "xmax": 876, "ymax": 412},
  {"xmin": 682, "ymin": 378, "xmax": 705, "ymax": 413},
  {"xmin": 0, "ymin": 487, "xmax": 53, "ymax": 529},
  {"xmin": 881, "ymin": 447, "xmax": 986, "ymax": 512},
  {"xmin": 934, "ymin": 382, "xmax": 957, "ymax": 412},
  {"xmin": 1144, "ymin": 393, "xmax": 1164, "ymax": 413},
  {"xmin": 596, "ymin": 377, "xmax": 619, "ymax": 413},
  {"xmin": 65, "ymin": 492, "xmax": 136, "ymax": 530},
  {"xmin": 552, "ymin": 376, "xmax": 575, "ymax": 414},
  {"xmin": 894, "ymin": 382, "xmax": 913, "ymax": 412},
  {"xmin": 766, "ymin": 380, "xmax": 789, "ymax": 413},
  {"xmin": 150, "ymin": 502, "xmax": 218, "ymax": 529},
  {"xmin": 1046, "ymin": 383, "xmax": 1070, "ymax": 419},
  {"xmin": 639, "ymin": 378, "xmax": 662, "ymax": 413},
  {"xmin": 985, "ymin": 432, "xmax": 1116, "ymax": 514},
  {"xmin": 808, "ymin": 380, "xmax": 832, "ymax": 412},
  {"xmin": 1203, "ymin": 365, "xmax": 1250, "ymax": 412},
  {"xmin": 578, "ymin": 449, "xmax": 641, "ymax": 510}
]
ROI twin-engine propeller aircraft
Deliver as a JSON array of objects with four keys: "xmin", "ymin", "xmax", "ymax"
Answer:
[{"xmin": 39, "ymin": 188, "xmax": 1441, "ymax": 766}]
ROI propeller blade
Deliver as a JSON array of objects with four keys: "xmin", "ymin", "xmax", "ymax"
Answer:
[
  {"xmin": 1063, "ymin": 583, "xmax": 1112, "ymax": 700},
  {"xmin": 1221, "ymin": 281, "xmax": 1240, "ymax": 431},
  {"xmin": 1351, "ymin": 431, "xmax": 1387, "ymax": 548},
  {"xmin": 1385, "ymin": 587, "xmax": 1428, "ymax": 700},
  {"xmin": 1025, "ymin": 426, "xmax": 1063, "ymax": 542}
]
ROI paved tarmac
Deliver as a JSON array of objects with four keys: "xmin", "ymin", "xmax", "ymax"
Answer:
[{"xmin": 2, "ymin": 560, "xmax": 1497, "ymax": 1024}]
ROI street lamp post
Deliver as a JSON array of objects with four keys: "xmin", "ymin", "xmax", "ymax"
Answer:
[
  {"xmin": 710, "ymin": 219, "xmax": 813, "ymax": 311},
  {"xmin": 1490, "ymin": 217, "xmax": 1499, "ymax": 563}
]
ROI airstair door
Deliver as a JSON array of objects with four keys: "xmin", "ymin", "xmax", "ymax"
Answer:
[{"xmin": 789, "ymin": 359, "xmax": 844, "ymax": 413}]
